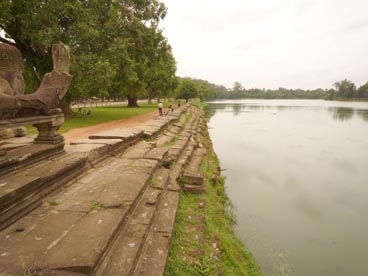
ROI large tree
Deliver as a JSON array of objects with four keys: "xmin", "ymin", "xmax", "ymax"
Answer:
[
  {"xmin": 0, "ymin": 0, "xmax": 176, "ymax": 109},
  {"xmin": 176, "ymin": 79, "xmax": 198, "ymax": 102},
  {"xmin": 333, "ymin": 79, "xmax": 357, "ymax": 99},
  {"xmin": 357, "ymin": 82, "xmax": 368, "ymax": 98}
]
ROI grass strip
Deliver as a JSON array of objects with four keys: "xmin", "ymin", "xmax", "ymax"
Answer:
[
  {"xmin": 26, "ymin": 103, "xmax": 159, "ymax": 134},
  {"xmin": 165, "ymin": 107, "xmax": 261, "ymax": 276}
]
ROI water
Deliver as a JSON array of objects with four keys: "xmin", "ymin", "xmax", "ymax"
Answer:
[{"xmin": 205, "ymin": 100, "xmax": 368, "ymax": 276}]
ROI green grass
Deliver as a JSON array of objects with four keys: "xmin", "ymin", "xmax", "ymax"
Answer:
[
  {"xmin": 91, "ymin": 201, "xmax": 105, "ymax": 211},
  {"xmin": 48, "ymin": 200, "xmax": 59, "ymax": 206},
  {"xmin": 26, "ymin": 103, "xmax": 160, "ymax": 134},
  {"xmin": 165, "ymin": 112, "xmax": 261, "ymax": 276}
]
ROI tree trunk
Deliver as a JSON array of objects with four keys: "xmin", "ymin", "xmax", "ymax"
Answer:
[
  {"xmin": 60, "ymin": 98, "xmax": 74, "ymax": 116},
  {"xmin": 148, "ymin": 97, "xmax": 152, "ymax": 104},
  {"xmin": 127, "ymin": 96, "xmax": 139, "ymax": 107}
]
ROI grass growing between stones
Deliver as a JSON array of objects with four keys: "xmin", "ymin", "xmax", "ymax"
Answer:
[
  {"xmin": 165, "ymin": 127, "xmax": 261, "ymax": 276},
  {"xmin": 26, "ymin": 103, "xmax": 158, "ymax": 134},
  {"xmin": 163, "ymin": 113, "xmax": 192, "ymax": 148}
]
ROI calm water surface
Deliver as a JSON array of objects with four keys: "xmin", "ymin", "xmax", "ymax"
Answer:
[{"xmin": 205, "ymin": 100, "xmax": 368, "ymax": 276}]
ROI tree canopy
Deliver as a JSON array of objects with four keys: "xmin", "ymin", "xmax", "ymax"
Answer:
[{"xmin": 0, "ymin": 0, "xmax": 176, "ymax": 108}]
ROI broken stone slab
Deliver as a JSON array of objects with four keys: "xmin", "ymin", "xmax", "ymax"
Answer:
[
  {"xmin": 89, "ymin": 128, "xmax": 142, "ymax": 141},
  {"xmin": 167, "ymin": 148, "xmax": 181, "ymax": 162},
  {"xmin": 183, "ymin": 183, "xmax": 206, "ymax": 194},
  {"xmin": 150, "ymin": 168, "xmax": 170, "ymax": 190},
  {"xmin": 65, "ymin": 143, "xmax": 111, "ymax": 164},
  {"xmin": 182, "ymin": 172, "xmax": 204, "ymax": 186},
  {"xmin": 135, "ymin": 125, "xmax": 161, "ymax": 138},
  {"xmin": 122, "ymin": 141, "xmax": 155, "ymax": 159},
  {"xmin": 144, "ymin": 147, "xmax": 168, "ymax": 162},
  {"xmin": 144, "ymin": 187, "xmax": 163, "ymax": 206}
]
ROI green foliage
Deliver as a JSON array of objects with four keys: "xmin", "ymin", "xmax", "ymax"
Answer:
[
  {"xmin": 48, "ymin": 200, "xmax": 59, "ymax": 206},
  {"xmin": 0, "ymin": 0, "xmax": 176, "ymax": 104},
  {"xmin": 175, "ymin": 79, "xmax": 198, "ymax": 102},
  {"xmin": 333, "ymin": 79, "xmax": 357, "ymax": 99},
  {"xmin": 165, "ymin": 123, "xmax": 261, "ymax": 276},
  {"xmin": 357, "ymin": 82, "xmax": 368, "ymax": 98},
  {"xmin": 92, "ymin": 201, "xmax": 104, "ymax": 211}
]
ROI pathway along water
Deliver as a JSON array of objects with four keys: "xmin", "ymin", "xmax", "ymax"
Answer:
[{"xmin": 205, "ymin": 99, "xmax": 368, "ymax": 276}]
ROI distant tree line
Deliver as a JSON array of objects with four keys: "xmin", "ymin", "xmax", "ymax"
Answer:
[
  {"xmin": 0, "ymin": 0, "xmax": 177, "ymax": 111},
  {"xmin": 172, "ymin": 77, "xmax": 368, "ymax": 102},
  {"xmin": 214, "ymin": 80, "xmax": 368, "ymax": 101}
]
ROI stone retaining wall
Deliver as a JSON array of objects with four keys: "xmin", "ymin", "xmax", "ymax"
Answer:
[{"xmin": 0, "ymin": 103, "xmax": 208, "ymax": 276}]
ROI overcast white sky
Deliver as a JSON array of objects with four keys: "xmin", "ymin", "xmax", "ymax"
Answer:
[{"xmin": 160, "ymin": 0, "xmax": 368, "ymax": 89}]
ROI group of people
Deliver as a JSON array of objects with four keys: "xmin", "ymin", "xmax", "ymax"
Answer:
[{"xmin": 158, "ymin": 101, "xmax": 180, "ymax": 116}]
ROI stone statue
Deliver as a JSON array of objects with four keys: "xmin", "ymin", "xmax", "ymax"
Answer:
[
  {"xmin": 0, "ymin": 42, "xmax": 73, "ymax": 166},
  {"xmin": 0, "ymin": 43, "xmax": 25, "ymax": 96},
  {"xmin": 0, "ymin": 42, "xmax": 73, "ymax": 119}
]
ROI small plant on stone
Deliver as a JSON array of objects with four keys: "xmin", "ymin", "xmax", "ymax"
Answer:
[
  {"xmin": 92, "ymin": 201, "xmax": 105, "ymax": 211},
  {"xmin": 48, "ymin": 200, "xmax": 59, "ymax": 206}
]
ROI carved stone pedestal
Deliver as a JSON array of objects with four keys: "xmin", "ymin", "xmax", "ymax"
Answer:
[{"xmin": 33, "ymin": 114, "xmax": 65, "ymax": 146}]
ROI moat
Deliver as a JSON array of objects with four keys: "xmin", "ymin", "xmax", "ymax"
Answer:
[{"xmin": 206, "ymin": 99, "xmax": 368, "ymax": 276}]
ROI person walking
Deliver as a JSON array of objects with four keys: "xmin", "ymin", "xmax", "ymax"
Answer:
[{"xmin": 158, "ymin": 101, "xmax": 163, "ymax": 116}]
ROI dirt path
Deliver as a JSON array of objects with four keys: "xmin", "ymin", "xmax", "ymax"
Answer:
[{"xmin": 64, "ymin": 110, "xmax": 158, "ymax": 143}]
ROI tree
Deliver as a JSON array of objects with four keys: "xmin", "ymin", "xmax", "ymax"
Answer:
[
  {"xmin": 357, "ymin": 82, "xmax": 368, "ymax": 98},
  {"xmin": 176, "ymin": 79, "xmax": 197, "ymax": 102},
  {"xmin": 0, "ymin": 0, "xmax": 175, "ymax": 109},
  {"xmin": 333, "ymin": 79, "xmax": 356, "ymax": 99}
]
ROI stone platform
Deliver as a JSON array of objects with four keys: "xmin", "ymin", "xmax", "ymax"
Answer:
[{"xmin": 0, "ymin": 103, "xmax": 209, "ymax": 276}]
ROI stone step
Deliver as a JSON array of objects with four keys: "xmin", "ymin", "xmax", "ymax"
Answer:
[
  {"xmin": 0, "ymin": 103, "xmax": 194, "ymax": 276},
  {"xmin": 0, "ymin": 143, "xmax": 65, "ymax": 177},
  {"xmin": 183, "ymin": 183, "xmax": 206, "ymax": 194},
  {"xmin": 144, "ymin": 147, "xmax": 169, "ymax": 163},
  {"xmin": 151, "ymin": 168, "xmax": 170, "ymax": 190},
  {"xmin": 122, "ymin": 141, "xmax": 155, "ymax": 159},
  {"xmin": 155, "ymin": 133, "xmax": 175, "ymax": 146},
  {"xmin": 0, "ymin": 153, "xmax": 87, "ymax": 231},
  {"xmin": 132, "ymin": 191, "xmax": 180, "ymax": 276},
  {"xmin": 95, "ymin": 186, "xmax": 164, "ymax": 276},
  {"xmin": 182, "ymin": 148, "xmax": 206, "ymax": 186},
  {"xmin": 0, "ymin": 156, "xmax": 159, "ymax": 275},
  {"xmin": 166, "ymin": 136, "xmax": 191, "ymax": 166},
  {"xmin": 168, "ymin": 140, "xmax": 196, "ymax": 192}
]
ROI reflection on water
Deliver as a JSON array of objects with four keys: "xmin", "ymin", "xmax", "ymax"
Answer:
[
  {"xmin": 206, "ymin": 100, "xmax": 368, "ymax": 276},
  {"xmin": 329, "ymin": 107, "xmax": 354, "ymax": 122},
  {"xmin": 206, "ymin": 100, "xmax": 368, "ymax": 123}
]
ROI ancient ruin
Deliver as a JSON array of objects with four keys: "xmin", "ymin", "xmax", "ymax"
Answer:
[
  {"xmin": 0, "ymin": 42, "xmax": 72, "ymax": 172},
  {"xmin": 0, "ymin": 102, "xmax": 208, "ymax": 275},
  {"xmin": 0, "ymin": 43, "xmax": 209, "ymax": 276}
]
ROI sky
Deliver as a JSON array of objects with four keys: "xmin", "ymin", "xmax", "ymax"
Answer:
[{"xmin": 160, "ymin": 0, "xmax": 368, "ymax": 90}]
